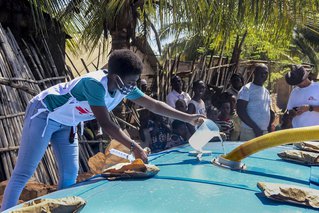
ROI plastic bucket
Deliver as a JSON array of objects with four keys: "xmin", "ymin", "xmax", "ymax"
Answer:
[{"xmin": 189, "ymin": 119, "xmax": 220, "ymax": 152}]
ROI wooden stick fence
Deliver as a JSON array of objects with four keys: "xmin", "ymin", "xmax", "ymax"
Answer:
[{"xmin": 158, "ymin": 52, "xmax": 268, "ymax": 99}]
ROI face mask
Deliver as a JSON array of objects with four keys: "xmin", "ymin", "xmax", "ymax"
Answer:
[{"xmin": 115, "ymin": 75, "xmax": 136, "ymax": 95}]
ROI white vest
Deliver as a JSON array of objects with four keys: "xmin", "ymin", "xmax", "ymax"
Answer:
[
  {"xmin": 189, "ymin": 99, "xmax": 206, "ymax": 116},
  {"xmin": 33, "ymin": 70, "xmax": 126, "ymax": 127}
]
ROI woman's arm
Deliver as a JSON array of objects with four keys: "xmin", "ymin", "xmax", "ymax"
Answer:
[
  {"xmin": 132, "ymin": 95, "xmax": 205, "ymax": 126},
  {"xmin": 90, "ymin": 105, "xmax": 148, "ymax": 163}
]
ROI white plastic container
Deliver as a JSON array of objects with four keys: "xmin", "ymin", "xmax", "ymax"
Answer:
[
  {"xmin": 189, "ymin": 119, "xmax": 220, "ymax": 152},
  {"xmin": 110, "ymin": 148, "xmax": 135, "ymax": 162}
]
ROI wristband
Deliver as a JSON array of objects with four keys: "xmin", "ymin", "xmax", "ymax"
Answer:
[{"xmin": 130, "ymin": 141, "xmax": 135, "ymax": 154}]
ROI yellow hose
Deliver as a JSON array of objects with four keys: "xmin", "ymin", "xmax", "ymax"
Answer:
[{"xmin": 224, "ymin": 126, "xmax": 319, "ymax": 162}]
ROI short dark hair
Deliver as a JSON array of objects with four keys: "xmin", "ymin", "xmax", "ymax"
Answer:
[
  {"xmin": 230, "ymin": 73, "xmax": 244, "ymax": 84},
  {"xmin": 171, "ymin": 75, "xmax": 182, "ymax": 84},
  {"xmin": 218, "ymin": 99, "xmax": 231, "ymax": 109},
  {"xmin": 175, "ymin": 99, "xmax": 186, "ymax": 107},
  {"xmin": 216, "ymin": 92, "xmax": 232, "ymax": 108},
  {"xmin": 108, "ymin": 49, "xmax": 143, "ymax": 77},
  {"xmin": 206, "ymin": 105, "xmax": 218, "ymax": 114},
  {"xmin": 193, "ymin": 80, "xmax": 204, "ymax": 89},
  {"xmin": 254, "ymin": 63, "xmax": 268, "ymax": 73}
]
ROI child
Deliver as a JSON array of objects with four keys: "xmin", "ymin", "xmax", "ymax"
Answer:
[
  {"xmin": 230, "ymin": 95, "xmax": 241, "ymax": 141},
  {"xmin": 216, "ymin": 100, "xmax": 234, "ymax": 141},
  {"xmin": 166, "ymin": 99, "xmax": 191, "ymax": 149},
  {"xmin": 166, "ymin": 120, "xmax": 189, "ymax": 149},
  {"xmin": 206, "ymin": 106, "xmax": 226, "ymax": 141},
  {"xmin": 148, "ymin": 113, "xmax": 171, "ymax": 153},
  {"xmin": 207, "ymin": 105, "xmax": 219, "ymax": 122},
  {"xmin": 175, "ymin": 99, "xmax": 187, "ymax": 113}
]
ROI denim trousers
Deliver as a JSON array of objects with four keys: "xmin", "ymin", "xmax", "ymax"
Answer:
[{"xmin": 1, "ymin": 99, "xmax": 79, "ymax": 211}]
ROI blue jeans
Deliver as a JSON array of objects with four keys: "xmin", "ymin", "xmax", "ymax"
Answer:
[{"xmin": 1, "ymin": 99, "xmax": 79, "ymax": 211}]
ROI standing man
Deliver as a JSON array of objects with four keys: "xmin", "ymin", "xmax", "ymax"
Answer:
[
  {"xmin": 237, "ymin": 63, "xmax": 273, "ymax": 141},
  {"xmin": 166, "ymin": 75, "xmax": 191, "ymax": 108},
  {"xmin": 285, "ymin": 66, "xmax": 319, "ymax": 128}
]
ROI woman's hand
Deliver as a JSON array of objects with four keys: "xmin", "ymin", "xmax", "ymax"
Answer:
[
  {"xmin": 188, "ymin": 114, "xmax": 206, "ymax": 126},
  {"xmin": 294, "ymin": 105, "xmax": 309, "ymax": 116},
  {"xmin": 133, "ymin": 144, "xmax": 148, "ymax": 163}
]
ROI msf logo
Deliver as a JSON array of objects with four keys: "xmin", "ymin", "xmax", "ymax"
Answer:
[
  {"xmin": 75, "ymin": 106, "xmax": 92, "ymax": 115},
  {"xmin": 308, "ymin": 96, "xmax": 317, "ymax": 101}
]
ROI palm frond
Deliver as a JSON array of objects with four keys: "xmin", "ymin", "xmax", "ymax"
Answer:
[{"xmin": 27, "ymin": 0, "xmax": 319, "ymax": 70}]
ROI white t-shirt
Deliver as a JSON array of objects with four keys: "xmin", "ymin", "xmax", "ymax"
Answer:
[
  {"xmin": 238, "ymin": 82, "xmax": 271, "ymax": 130},
  {"xmin": 166, "ymin": 90, "xmax": 191, "ymax": 108},
  {"xmin": 189, "ymin": 99, "xmax": 206, "ymax": 116},
  {"xmin": 287, "ymin": 82, "xmax": 319, "ymax": 128}
]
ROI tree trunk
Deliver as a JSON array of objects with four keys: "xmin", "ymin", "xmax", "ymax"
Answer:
[
  {"xmin": 110, "ymin": 30, "xmax": 130, "ymax": 49},
  {"xmin": 227, "ymin": 31, "xmax": 247, "ymax": 77}
]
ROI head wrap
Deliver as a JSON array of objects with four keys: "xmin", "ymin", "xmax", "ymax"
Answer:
[{"xmin": 285, "ymin": 66, "xmax": 309, "ymax": 85}]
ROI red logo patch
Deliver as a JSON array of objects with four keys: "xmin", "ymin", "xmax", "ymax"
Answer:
[
  {"xmin": 75, "ymin": 106, "xmax": 91, "ymax": 114},
  {"xmin": 308, "ymin": 96, "xmax": 316, "ymax": 101}
]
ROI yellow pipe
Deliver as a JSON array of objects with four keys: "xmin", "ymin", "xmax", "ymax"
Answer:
[{"xmin": 224, "ymin": 126, "xmax": 319, "ymax": 162}]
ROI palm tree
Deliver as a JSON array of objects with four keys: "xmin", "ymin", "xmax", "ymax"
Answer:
[
  {"xmin": 293, "ymin": 23, "xmax": 319, "ymax": 73},
  {"xmin": 28, "ymin": 0, "xmax": 183, "ymax": 53},
  {"xmin": 158, "ymin": 1, "xmax": 319, "ymax": 75},
  {"xmin": 29, "ymin": 0, "xmax": 319, "ymax": 69}
]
